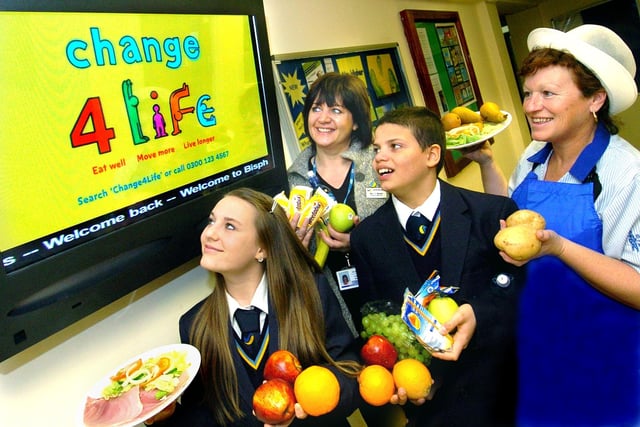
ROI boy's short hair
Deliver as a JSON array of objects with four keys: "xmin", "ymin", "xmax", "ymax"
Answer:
[{"xmin": 376, "ymin": 106, "xmax": 446, "ymax": 173}]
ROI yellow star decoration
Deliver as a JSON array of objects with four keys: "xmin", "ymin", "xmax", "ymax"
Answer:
[{"xmin": 280, "ymin": 71, "xmax": 306, "ymax": 108}]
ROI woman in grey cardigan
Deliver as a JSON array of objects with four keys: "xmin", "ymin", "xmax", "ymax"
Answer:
[{"xmin": 287, "ymin": 72, "xmax": 387, "ymax": 334}]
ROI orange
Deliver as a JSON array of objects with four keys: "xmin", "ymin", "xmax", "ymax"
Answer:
[
  {"xmin": 392, "ymin": 358, "xmax": 433, "ymax": 400},
  {"xmin": 358, "ymin": 364, "xmax": 395, "ymax": 406},
  {"xmin": 294, "ymin": 365, "xmax": 340, "ymax": 416}
]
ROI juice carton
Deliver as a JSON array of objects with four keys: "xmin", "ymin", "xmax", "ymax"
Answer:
[{"xmin": 401, "ymin": 274, "xmax": 457, "ymax": 352}]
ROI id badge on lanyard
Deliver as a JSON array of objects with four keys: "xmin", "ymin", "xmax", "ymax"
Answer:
[{"xmin": 336, "ymin": 253, "xmax": 359, "ymax": 291}]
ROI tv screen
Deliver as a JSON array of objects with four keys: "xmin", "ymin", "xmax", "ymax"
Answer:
[{"xmin": 0, "ymin": 0, "xmax": 288, "ymax": 361}]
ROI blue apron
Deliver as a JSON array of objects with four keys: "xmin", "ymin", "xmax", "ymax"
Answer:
[{"xmin": 513, "ymin": 125, "xmax": 640, "ymax": 427}]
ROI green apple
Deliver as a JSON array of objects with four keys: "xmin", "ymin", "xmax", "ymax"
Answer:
[
  {"xmin": 329, "ymin": 203, "xmax": 356, "ymax": 232},
  {"xmin": 427, "ymin": 296, "xmax": 459, "ymax": 324}
]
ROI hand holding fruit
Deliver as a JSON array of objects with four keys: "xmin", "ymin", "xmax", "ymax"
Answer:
[
  {"xmin": 316, "ymin": 221, "xmax": 355, "ymax": 252},
  {"xmin": 253, "ymin": 379, "xmax": 297, "ymax": 425},
  {"xmin": 430, "ymin": 303, "xmax": 476, "ymax": 362},
  {"xmin": 494, "ymin": 209, "xmax": 546, "ymax": 261},
  {"xmin": 426, "ymin": 296, "xmax": 459, "ymax": 324},
  {"xmin": 254, "ymin": 350, "xmax": 343, "ymax": 424},
  {"xmin": 329, "ymin": 203, "xmax": 356, "ymax": 232},
  {"xmin": 316, "ymin": 204, "xmax": 360, "ymax": 252},
  {"xmin": 388, "ymin": 358, "xmax": 434, "ymax": 406},
  {"xmin": 503, "ymin": 227, "xmax": 566, "ymax": 266},
  {"xmin": 254, "ymin": 351, "xmax": 302, "ymax": 425},
  {"xmin": 358, "ymin": 358, "xmax": 433, "ymax": 407}
]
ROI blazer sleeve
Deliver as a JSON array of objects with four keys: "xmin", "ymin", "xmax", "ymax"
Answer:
[
  {"xmin": 462, "ymin": 196, "xmax": 525, "ymax": 351},
  {"xmin": 349, "ymin": 227, "xmax": 377, "ymax": 307}
]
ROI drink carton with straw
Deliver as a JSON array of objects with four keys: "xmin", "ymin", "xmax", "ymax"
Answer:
[{"xmin": 401, "ymin": 273, "xmax": 457, "ymax": 352}]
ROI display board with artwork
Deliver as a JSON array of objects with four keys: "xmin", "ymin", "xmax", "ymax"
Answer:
[{"xmin": 272, "ymin": 44, "xmax": 413, "ymax": 154}]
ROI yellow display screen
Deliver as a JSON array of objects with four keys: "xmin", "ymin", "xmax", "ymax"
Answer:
[{"xmin": 0, "ymin": 12, "xmax": 275, "ymax": 272}]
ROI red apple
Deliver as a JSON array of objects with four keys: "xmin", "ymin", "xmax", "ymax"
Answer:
[
  {"xmin": 253, "ymin": 378, "xmax": 296, "ymax": 424},
  {"xmin": 264, "ymin": 350, "xmax": 303, "ymax": 384},
  {"xmin": 360, "ymin": 335, "xmax": 398, "ymax": 369}
]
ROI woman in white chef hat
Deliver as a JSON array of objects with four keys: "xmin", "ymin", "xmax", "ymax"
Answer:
[{"xmin": 466, "ymin": 24, "xmax": 640, "ymax": 426}]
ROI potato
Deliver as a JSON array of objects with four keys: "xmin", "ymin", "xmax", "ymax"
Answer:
[
  {"xmin": 494, "ymin": 224, "xmax": 542, "ymax": 261},
  {"xmin": 505, "ymin": 209, "xmax": 546, "ymax": 231}
]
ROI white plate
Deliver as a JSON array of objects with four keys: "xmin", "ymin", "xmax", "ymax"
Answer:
[
  {"xmin": 445, "ymin": 111, "xmax": 512, "ymax": 150},
  {"xmin": 79, "ymin": 343, "xmax": 201, "ymax": 427}
]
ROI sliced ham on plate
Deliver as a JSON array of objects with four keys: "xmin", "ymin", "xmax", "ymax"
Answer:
[{"xmin": 83, "ymin": 386, "xmax": 143, "ymax": 427}]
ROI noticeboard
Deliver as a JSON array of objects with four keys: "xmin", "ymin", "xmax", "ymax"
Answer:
[{"xmin": 401, "ymin": 10, "xmax": 485, "ymax": 177}]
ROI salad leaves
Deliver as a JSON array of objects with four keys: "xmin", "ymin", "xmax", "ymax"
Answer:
[
  {"xmin": 102, "ymin": 350, "xmax": 190, "ymax": 400},
  {"xmin": 446, "ymin": 122, "xmax": 502, "ymax": 148}
]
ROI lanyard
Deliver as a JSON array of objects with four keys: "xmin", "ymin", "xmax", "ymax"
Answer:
[{"xmin": 308, "ymin": 157, "xmax": 355, "ymax": 204}]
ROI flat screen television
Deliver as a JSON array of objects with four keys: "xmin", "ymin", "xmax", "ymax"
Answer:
[{"xmin": 0, "ymin": 0, "xmax": 288, "ymax": 361}]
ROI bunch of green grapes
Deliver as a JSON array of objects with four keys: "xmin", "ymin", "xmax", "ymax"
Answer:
[{"xmin": 361, "ymin": 311, "xmax": 431, "ymax": 365}]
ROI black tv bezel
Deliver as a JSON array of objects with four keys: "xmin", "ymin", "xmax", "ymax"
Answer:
[{"xmin": 0, "ymin": 0, "xmax": 288, "ymax": 361}]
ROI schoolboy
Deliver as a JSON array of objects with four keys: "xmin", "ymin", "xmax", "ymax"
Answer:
[{"xmin": 350, "ymin": 106, "xmax": 525, "ymax": 427}]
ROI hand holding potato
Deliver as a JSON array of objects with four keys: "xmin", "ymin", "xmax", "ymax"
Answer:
[
  {"xmin": 494, "ymin": 225, "xmax": 541, "ymax": 261},
  {"xmin": 494, "ymin": 210, "xmax": 545, "ymax": 261}
]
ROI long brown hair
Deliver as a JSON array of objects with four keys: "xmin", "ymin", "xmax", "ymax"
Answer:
[{"xmin": 189, "ymin": 187, "xmax": 360, "ymax": 425}]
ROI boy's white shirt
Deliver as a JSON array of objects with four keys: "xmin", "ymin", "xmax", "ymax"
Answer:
[{"xmin": 393, "ymin": 180, "xmax": 441, "ymax": 231}]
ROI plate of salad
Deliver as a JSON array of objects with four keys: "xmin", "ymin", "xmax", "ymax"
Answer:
[
  {"xmin": 445, "ymin": 111, "xmax": 512, "ymax": 150},
  {"xmin": 80, "ymin": 343, "xmax": 200, "ymax": 427}
]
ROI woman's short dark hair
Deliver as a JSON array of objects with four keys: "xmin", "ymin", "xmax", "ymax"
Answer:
[{"xmin": 302, "ymin": 72, "xmax": 373, "ymax": 148}]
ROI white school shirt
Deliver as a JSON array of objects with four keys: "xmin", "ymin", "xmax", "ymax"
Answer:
[
  {"xmin": 392, "ymin": 180, "xmax": 441, "ymax": 231},
  {"xmin": 226, "ymin": 272, "xmax": 270, "ymax": 337}
]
